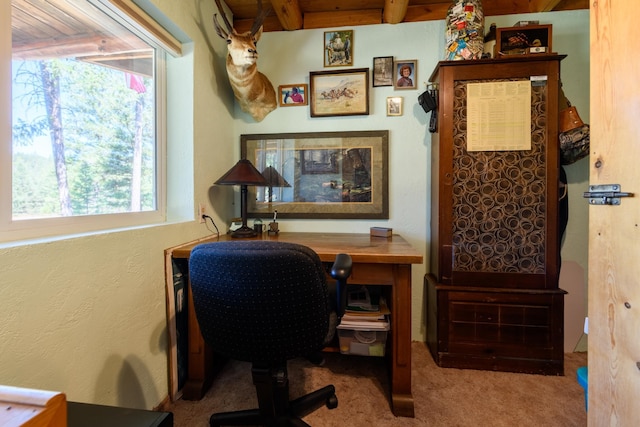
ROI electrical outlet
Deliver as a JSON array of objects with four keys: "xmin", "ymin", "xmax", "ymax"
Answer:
[{"xmin": 198, "ymin": 203, "xmax": 205, "ymax": 223}]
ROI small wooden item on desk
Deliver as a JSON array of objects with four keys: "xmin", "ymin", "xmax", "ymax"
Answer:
[
  {"xmin": 268, "ymin": 210, "xmax": 279, "ymax": 235},
  {"xmin": 370, "ymin": 227, "xmax": 392, "ymax": 238}
]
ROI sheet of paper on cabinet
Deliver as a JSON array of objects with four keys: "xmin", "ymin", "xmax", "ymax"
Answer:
[{"xmin": 466, "ymin": 80, "xmax": 532, "ymax": 151}]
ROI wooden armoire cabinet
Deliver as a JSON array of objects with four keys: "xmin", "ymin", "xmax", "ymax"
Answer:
[{"xmin": 426, "ymin": 55, "xmax": 567, "ymax": 375}]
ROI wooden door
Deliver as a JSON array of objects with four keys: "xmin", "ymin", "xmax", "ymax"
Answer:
[{"xmin": 589, "ymin": 2, "xmax": 640, "ymax": 424}]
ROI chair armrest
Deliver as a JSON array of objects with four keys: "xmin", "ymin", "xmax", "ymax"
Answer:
[
  {"xmin": 330, "ymin": 253, "xmax": 352, "ymax": 319},
  {"xmin": 330, "ymin": 253, "xmax": 352, "ymax": 281}
]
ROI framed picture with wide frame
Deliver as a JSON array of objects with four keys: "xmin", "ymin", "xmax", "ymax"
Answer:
[
  {"xmin": 309, "ymin": 68, "xmax": 369, "ymax": 117},
  {"xmin": 241, "ymin": 130, "xmax": 389, "ymax": 219}
]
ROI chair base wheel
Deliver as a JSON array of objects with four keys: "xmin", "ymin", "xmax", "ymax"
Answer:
[{"xmin": 326, "ymin": 394, "xmax": 338, "ymax": 409}]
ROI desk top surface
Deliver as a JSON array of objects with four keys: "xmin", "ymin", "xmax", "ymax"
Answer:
[{"xmin": 169, "ymin": 232, "xmax": 423, "ymax": 265}]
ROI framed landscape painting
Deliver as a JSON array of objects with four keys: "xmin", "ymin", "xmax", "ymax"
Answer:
[
  {"xmin": 309, "ymin": 68, "xmax": 369, "ymax": 117},
  {"xmin": 241, "ymin": 130, "xmax": 389, "ymax": 219}
]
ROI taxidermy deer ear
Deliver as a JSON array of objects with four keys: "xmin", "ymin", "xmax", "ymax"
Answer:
[{"xmin": 253, "ymin": 26, "xmax": 263, "ymax": 42}]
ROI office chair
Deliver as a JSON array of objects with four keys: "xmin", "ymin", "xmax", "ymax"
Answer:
[{"xmin": 189, "ymin": 240, "xmax": 352, "ymax": 427}]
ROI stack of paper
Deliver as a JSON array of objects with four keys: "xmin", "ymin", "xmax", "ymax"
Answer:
[{"xmin": 340, "ymin": 285, "xmax": 390, "ymax": 330}]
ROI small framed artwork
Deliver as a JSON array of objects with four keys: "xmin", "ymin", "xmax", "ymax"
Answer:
[
  {"xmin": 386, "ymin": 97, "xmax": 403, "ymax": 116},
  {"xmin": 372, "ymin": 56, "xmax": 394, "ymax": 87},
  {"xmin": 309, "ymin": 68, "xmax": 369, "ymax": 118},
  {"xmin": 324, "ymin": 30, "xmax": 353, "ymax": 67},
  {"xmin": 278, "ymin": 84, "xmax": 308, "ymax": 107},
  {"xmin": 393, "ymin": 60, "xmax": 417, "ymax": 90}
]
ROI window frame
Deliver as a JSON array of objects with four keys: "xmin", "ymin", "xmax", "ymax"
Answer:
[{"xmin": 2, "ymin": 0, "xmax": 171, "ymax": 243}]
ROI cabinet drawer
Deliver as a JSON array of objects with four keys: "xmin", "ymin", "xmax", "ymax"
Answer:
[
  {"xmin": 426, "ymin": 275, "xmax": 565, "ymax": 375},
  {"xmin": 446, "ymin": 291, "xmax": 560, "ymax": 359}
]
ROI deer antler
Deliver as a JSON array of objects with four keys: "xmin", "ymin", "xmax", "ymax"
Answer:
[
  {"xmin": 250, "ymin": 0, "xmax": 270, "ymax": 36},
  {"xmin": 213, "ymin": 0, "xmax": 234, "ymax": 38}
]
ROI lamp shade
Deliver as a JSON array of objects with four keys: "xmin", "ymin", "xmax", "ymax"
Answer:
[
  {"xmin": 214, "ymin": 159, "xmax": 267, "ymax": 238},
  {"xmin": 215, "ymin": 159, "xmax": 269, "ymax": 186},
  {"xmin": 261, "ymin": 166, "xmax": 290, "ymax": 187}
]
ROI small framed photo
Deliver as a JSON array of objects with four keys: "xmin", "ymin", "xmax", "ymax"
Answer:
[
  {"xmin": 386, "ymin": 97, "xmax": 403, "ymax": 116},
  {"xmin": 309, "ymin": 68, "xmax": 369, "ymax": 117},
  {"xmin": 372, "ymin": 56, "xmax": 394, "ymax": 87},
  {"xmin": 278, "ymin": 84, "xmax": 308, "ymax": 107},
  {"xmin": 324, "ymin": 30, "xmax": 353, "ymax": 67},
  {"xmin": 393, "ymin": 60, "xmax": 417, "ymax": 90}
]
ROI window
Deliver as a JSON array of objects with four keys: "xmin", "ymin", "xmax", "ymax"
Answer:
[{"xmin": 3, "ymin": 0, "xmax": 172, "ymax": 242}]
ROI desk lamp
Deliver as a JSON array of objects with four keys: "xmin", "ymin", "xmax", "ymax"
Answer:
[
  {"xmin": 215, "ymin": 159, "xmax": 269, "ymax": 238},
  {"xmin": 261, "ymin": 166, "xmax": 290, "ymax": 203}
]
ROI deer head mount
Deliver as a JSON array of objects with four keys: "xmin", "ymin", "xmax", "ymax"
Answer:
[{"xmin": 213, "ymin": 0, "xmax": 277, "ymax": 122}]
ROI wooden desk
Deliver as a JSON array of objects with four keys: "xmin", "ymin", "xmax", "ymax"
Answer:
[{"xmin": 168, "ymin": 232, "xmax": 423, "ymax": 417}]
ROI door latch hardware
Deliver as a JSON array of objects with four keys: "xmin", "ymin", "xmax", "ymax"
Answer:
[{"xmin": 583, "ymin": 184, "xmax": 634, "ymax": 205}]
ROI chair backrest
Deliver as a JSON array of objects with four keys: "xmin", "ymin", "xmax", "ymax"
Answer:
[{"xmin": 189, "ymin": 241, "xmax": 331, "ymax": 363}]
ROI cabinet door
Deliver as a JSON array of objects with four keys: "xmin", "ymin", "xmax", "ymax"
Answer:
[{"xmin": 434, "ymin": 57, "xmax": 562, "ymax": 289}]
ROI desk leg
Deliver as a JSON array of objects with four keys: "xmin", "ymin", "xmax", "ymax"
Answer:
[
  {"xmin": 390, "ymin": 264, "xmax": 415, "ymax": 417},
  {"xmin": 182, "ymin": 280, "xmax": 214, "ymax": 400}
]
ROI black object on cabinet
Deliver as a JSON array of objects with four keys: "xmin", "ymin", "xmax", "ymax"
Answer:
[{"xmin": 426, "ymin": 55, "xmax": 567, "ymax": 375}]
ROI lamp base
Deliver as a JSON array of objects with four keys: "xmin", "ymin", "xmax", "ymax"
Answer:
[{"xmin": 230, "ymin": 225, "xmax": 258, "ymax": 238}]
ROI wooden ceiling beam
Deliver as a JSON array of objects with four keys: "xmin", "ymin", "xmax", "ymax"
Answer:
[
  {"xmin": 383, "ymin": 0, "xmax": 409, "ymax": 24},
  {"xmin": 303, "ymin": 9, "xmax": 382, "ymax": 30},
  {"xmin": 554, "ymin": 0, "xmax": 590, "ymax": 10},
  {"xmin": 529, "ymin": 0, "xmax": 563, "ymax": 12},
  {"xmin": 402, "ymin": 3, "xmax": 450, "ymax": 23},
  {"xmin": 233, "ymin": 15, "xmax": 283, "ymax": 33},
  {"xmin": 270, "ymin": 0, "xmax": 303, "ymax": 30}
]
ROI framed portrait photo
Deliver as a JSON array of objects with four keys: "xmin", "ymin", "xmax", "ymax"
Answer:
[
  {"xmin": 373, "ymin": 56, "xmax": 394, "ymax": 87},
  {"xmin": 386, "ymin": 96, "xmax": 403, "ymax": 116},
  {"xmin": 278, "ymin": 84, "xmax": 308, "ymax": 107},
  {"xmin": 324, "ymin": 30, "xmax": 353, "ymax": 67},
  {"xmin": 309, "ymin": 68, "xmax": 369, "ymax": 118},
  {"xmin": 393, "ymin": 60, "xmax": 417, "ymax": 90}
]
